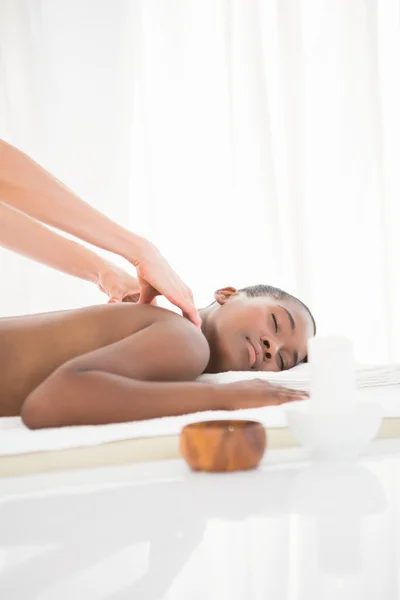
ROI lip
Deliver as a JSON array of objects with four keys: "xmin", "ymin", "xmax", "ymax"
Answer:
[{"xmin": 246, "ymin": 337, "xmax": 262, "ymax": 369}]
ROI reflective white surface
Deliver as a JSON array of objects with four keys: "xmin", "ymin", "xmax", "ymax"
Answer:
[{"xmin": 1, "ymin": 441, "xmax": 400, "ymax": 599}]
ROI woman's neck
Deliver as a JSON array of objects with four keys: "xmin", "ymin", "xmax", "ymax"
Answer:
[{"xmin": 198, "ymin": 304, "xmax": 220, "ymax": 373}]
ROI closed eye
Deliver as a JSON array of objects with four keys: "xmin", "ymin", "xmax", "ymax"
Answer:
[{"xmin": 272, "ymin": 314, "xmax": 286, "ymax": 370}]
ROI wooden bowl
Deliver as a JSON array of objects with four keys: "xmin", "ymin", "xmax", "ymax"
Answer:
[{"xmin": 180, "ymin": 420, "xmax": 266, "ymax": 473}]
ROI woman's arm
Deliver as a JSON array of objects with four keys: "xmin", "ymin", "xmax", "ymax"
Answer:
[
  {"xmin": 0, "ymin": 202, "xmax": 140, "ymax": 299},
  {"xmin": 20, "ymin": 313, "xmax": 305, "ymax": 429}
]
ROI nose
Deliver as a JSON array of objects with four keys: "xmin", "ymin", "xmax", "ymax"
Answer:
[{"xmin": 261, "ymin": 337, "xmax": 280, "ymax": 363}]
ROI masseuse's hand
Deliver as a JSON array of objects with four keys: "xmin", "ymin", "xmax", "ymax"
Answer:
[
  {"xmin": 133, "ymin": 242, "xmax": 201, "ymax": 328},
  {"xmin": 97, "ymin": 262, "xmax": 141, "ymax": 302}
]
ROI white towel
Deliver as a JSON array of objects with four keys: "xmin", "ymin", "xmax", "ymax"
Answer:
[
  {"xmin": 199, "ymin": 363, "xmax": 400, "ymax": 389},
  {"xmin": 1, "ymin": 363, "xmax": 400, "ymax": 456}
]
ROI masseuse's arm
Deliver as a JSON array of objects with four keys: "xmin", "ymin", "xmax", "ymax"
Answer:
[
  {"xmin": 0, "ymin": 202, "xmax": 139, "ymax": 299},
  {"xmin": 0, "ymin": 139, "xmax": 147, "ymax": 258},
  {"xmin": 0, "ymin": 139, "xmax": 200, "ymax": 323}
]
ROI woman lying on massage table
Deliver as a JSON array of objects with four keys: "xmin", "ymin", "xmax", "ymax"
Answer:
[{"xmin": 0, "ymin": 284, "xmax": 315, "ymax": 428}]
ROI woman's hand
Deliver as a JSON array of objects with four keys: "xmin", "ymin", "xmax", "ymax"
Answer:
[
  {"xmin": 221, "ymin": 379, "xmax": 308, "ymax": 411},
  {"xmin": 132, "ymin": 242, "xmax": 201, "ymax": 328}
]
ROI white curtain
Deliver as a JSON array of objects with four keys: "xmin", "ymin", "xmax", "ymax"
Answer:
[{"xmin": 1, "ymin": 0, "xmax": 400, "ymax": 363}]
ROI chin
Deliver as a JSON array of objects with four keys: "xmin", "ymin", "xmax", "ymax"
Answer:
[{"xmin": 218, "ymin": 349, "xmax": 242, "ymax": 372}]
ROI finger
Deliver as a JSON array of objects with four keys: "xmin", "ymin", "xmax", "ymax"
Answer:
[
  {"xmin": 278, "ymin": 396, "xmax": 304, "ymax": 405},
  {"xmin": 281, "ymin": 388, "xmax": 308, "ymax": 397},
  {"xmin": 162, "ymin": 287, "xmax": 201, "ymax": 327},
  {"xmin": 269, "ymin": 384, "xmax": 308, "ymax": 396},
  {"xmin": 122, "ymin": 293, "xmax": 140, "ymax": 303},
  {"xmin": 275, "ymin": 386, "xmax": 307, "ymax": 396},
  {"xmin": 107, "ymin": 298, "xmax": 120, "ymax": 304},
  {"xmin": 137, "ymin": 287, "xmax": 157, "ymax": 305},
  {"xmin": 276, "ymin": 392, "xmax": 307, "ymax": 404},
  {"xmin": 107, "ymin": 288, "xmax": 125, "ymax": 301},
  {"xmin": 182, "ymin": 306, "xmax": 202, "ymax": 328}
]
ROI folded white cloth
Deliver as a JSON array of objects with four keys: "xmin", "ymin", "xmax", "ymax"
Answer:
[
  {"xmin": 1, "ymin": 364, "xmax": 400, "ymax": 456},
  {"xmin": 199, "ymin": 363, "xmax": 400, "ymax": 389}
]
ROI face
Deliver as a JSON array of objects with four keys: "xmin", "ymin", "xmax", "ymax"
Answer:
[{"xmin": 203, "ymin": 288, "xmax": 315, "ymax": 373}]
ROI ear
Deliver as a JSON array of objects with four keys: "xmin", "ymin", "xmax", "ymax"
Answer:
[{"xmin": 214, "ymin": 286, "xmax": 239, "ymax": 305}]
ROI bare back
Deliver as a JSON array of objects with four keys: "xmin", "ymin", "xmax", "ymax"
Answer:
[{"xmin": 0, "ymin": 303, "xmax": 168, "ymax": 416}]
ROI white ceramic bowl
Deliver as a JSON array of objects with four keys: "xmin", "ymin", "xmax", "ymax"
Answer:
[{"xmin": 284, "ymin": 402, "xmax": 383, "ymax": 460}]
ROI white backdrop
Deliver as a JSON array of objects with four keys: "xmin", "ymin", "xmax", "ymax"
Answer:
[{"xmin": 1, "ymin": 0, "xmax": 400, "ymax": 363}]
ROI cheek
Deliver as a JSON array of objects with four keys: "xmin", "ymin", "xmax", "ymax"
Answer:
[
  {"xmin": 295, "ymin": 332, "xmax": 310, "ymax": 362},
  {"xmin": 218, "ymin": 309, "xmax": 247, "ymax": 332},
  {"xmin": 247, "ymin": 308, "xmax": 271, "ymax": 334},
  {"xmin": 219, "ymin": 304, "xmax": 268, "ymax": 337}
]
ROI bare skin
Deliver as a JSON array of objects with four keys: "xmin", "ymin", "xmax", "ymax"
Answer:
[
  {"xmin": 0, "ymin": 139, "xmax": 201, "ymax": 323},
  {"xmin": 0, "ymin": 303, "xmax": 154, "ymax": 415},
  {"xmin": 0, "ymin": 288, "xmax": 313, "ymax": 429}
]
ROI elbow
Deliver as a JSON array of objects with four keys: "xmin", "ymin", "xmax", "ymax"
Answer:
[
  {"xmin": 21, "ymin": 368, "xmax": 77, "ymax": 430},
  {"xmin": 21, "ymin": 390, "xmax": 49, "ymax": 429}
]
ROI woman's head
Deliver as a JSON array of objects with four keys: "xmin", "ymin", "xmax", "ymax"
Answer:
[{"xmin": 200, "ymin": 284, "xmax": 316, "ymax": 373}]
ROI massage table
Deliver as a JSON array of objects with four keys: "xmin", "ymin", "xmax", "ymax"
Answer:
[{"xmin": 2, "ymin": 366, "xmax": 400, "ymax": 478}]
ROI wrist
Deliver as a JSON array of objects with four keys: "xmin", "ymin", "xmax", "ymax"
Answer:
[
  {"xmin": 131, "ymin": 237, "xmax": 159, "ymax": 267},
  {"xmin": 91, "ymin": 256, "xmax": 115, "ymax": 286},
  {"xmin": 213, "ymin": 384, "xmax": 236, "ymax": 411},
  {"xmin": 116, "ymin": 231, "xmax": 153, "ymax": 266}
]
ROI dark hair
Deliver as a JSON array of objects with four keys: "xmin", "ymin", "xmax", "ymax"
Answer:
[{"xmin": 239, "ymin": 284, "xmax": 316, "ymax": 335}]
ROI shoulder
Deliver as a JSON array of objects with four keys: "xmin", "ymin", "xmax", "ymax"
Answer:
[
  {"xmin": 152, "ymin": 307, "xmax": 210, "ymax": 376},
  {"xmin": 116, "ymin": 303, "xmax": 210, "ymax": 375}
]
